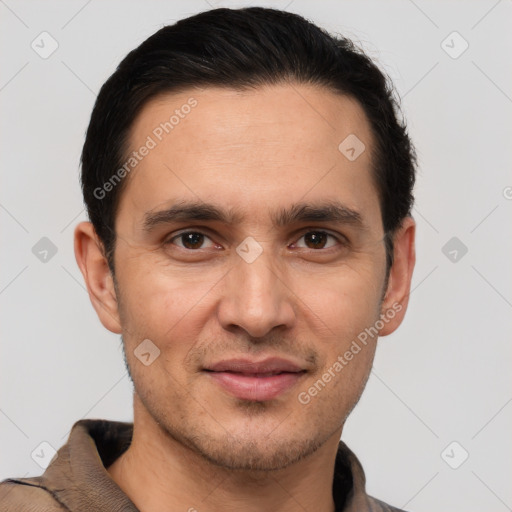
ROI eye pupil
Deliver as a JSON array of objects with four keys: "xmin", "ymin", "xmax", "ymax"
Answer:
[
  {"xmin": 182, "ymin": 233, "xmax": 204, "ymax": 249},
  {"xmin": 304, "ymin": 232, "xmax": 327, "ymax": 249}
]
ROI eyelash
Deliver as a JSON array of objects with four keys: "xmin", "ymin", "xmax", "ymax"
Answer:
[{"xmin": 165, "ymin": 229, "xmax": 347, "ymax": 251}]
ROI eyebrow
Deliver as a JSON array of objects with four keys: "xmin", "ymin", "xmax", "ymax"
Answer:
[{"xmin": 142, "ymin": 199, "xmax": 365, "ymax": 232}]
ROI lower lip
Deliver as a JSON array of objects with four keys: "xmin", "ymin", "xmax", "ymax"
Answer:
[{"xmin": 206, "ymin": 371, "xmax": 305, "ymax": 401}]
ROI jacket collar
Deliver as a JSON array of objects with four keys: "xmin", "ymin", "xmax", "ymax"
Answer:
[{"xmin": 30, "ymin": 418, "xmax": 380, "ymax": 511}]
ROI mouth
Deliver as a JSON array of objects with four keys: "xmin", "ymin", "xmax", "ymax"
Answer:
[{"xmin": 203, "ymin": 357, "xmax": 307, "ymax": 401}]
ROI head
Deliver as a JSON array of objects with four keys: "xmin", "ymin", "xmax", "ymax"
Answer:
[{"xmin": 75, "ymin": 7, "xmax": 416, "ymax": 472}]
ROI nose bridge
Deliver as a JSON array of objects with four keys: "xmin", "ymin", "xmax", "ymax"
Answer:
[{"xmin": 218, "ymin": 247, "xmax": 295, "ymax": 338}]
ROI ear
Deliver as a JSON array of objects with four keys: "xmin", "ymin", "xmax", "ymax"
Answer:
[
  {"xmin": 379, "ymin": 216, "xmax": 416, "ymax": 336},
  {"xmin": 74, "ymin": 221, "xmax": 122, "ymax": 334}
]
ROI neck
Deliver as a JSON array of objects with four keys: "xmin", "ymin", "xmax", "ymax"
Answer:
[{"xmin": 107, "ymin": 394, "xmax": 342, "ymax": 512}]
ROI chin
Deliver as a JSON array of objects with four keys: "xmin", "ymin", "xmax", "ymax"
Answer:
[
  {"xmin": 174, "ymin": 422, "xmax": 327, "ymax": 472},
  {"xmin": 206, "ymin": 439, "xmax": 322, "ymax": 471}
]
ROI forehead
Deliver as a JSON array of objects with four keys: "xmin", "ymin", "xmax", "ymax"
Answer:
[
  {"xmin": 130, "ymin": 83, "xmax": 372, "ymax": 157},
  {"xmin": 117, "ymin": 83, "xmax": 379, "ymax": 230}
]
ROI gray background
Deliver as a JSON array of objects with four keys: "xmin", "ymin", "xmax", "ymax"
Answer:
[{"xmin": 1, "ymin": 1, "xmax": 511, "ymax": 511}]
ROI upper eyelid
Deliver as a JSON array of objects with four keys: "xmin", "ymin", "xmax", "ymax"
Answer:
[
  {"xmin": 291, "ymin": 231, "xmax": 347, "ymax": 248},
  {"xmin": 167, "ymin": 230, "xmax": 216, "ymax": 247},
  {"xmin": 296, "ymin": 227, "xmax": 348, "ymax": 240},
  {"xmin": 167, "ymin": 228, "xmax": 216, "ymax": 243}
]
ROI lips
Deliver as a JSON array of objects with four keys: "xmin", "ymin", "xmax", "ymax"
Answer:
[{"xmin": 203, "ymin": 357, "xmax": 306, "ymax": 401}]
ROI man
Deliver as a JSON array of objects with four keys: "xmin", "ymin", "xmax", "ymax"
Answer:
[{"xmin": 0, "ymin": 6, "xmax": 416, "ymax": 512}]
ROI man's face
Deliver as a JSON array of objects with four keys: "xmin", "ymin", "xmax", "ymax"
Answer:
[{"xmin": 107, "ymin": 84, "xmax": 394, "ymax": 470}]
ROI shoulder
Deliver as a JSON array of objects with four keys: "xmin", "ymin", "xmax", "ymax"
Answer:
[
  {"xmin": 0, "ymin": 478, "xmax": 67, "ymax": 511},
  {"xmin": 367, "ymin": 495, "xmax": 409, "ymax": 512}
]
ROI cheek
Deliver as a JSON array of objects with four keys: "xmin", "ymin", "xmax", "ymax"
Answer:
[
  {"xmin": 290, "ymin": 266, "xmax": 383, "ymax": 398},
  {"xmin": 115, "ymin": 255, "xmax": 228, "ymax": 361},
  {"xmin": 116, "ymin": 271, "xmax": 210, "ymax": 395},
  {"xmin": 293, "ymin": 262, "xmax": 383, "ymax": 328},
  {"xmin": 298, "ymin": 282, "xmax": 379, "ymax": 416}
]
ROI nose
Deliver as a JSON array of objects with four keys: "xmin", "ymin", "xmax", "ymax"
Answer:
[{"xmin": 216, "ymin": 250, "xmax": 296, "ymax": 339}]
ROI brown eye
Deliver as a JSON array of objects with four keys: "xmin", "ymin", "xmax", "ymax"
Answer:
[
  {"xmin": 167, "ymin": 232, "xmax": 214, "ymax": 250},
  {"xmin": 181, "ymin": 233, "xmax": 204, "ymax": 249},
  {"xmin": 304, "ymin": 232, "xmax": 328, "ymax": 249},
  {"xmin": 296, "ymin": 231, "xmax": 339, "ymax": 250}
]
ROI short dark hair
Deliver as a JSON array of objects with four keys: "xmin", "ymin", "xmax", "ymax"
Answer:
[{"xmin": 81, "ymin": 7, "xmax": 416, "ymax": 275}]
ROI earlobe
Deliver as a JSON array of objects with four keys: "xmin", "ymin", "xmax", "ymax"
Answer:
[
  {"xmin": 379, "ymin": 216, "xmax": 416, "ymax": 336},
  {"xmin": 74, "ymin": 221, "xmax": 122, "ymax": 334}
]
